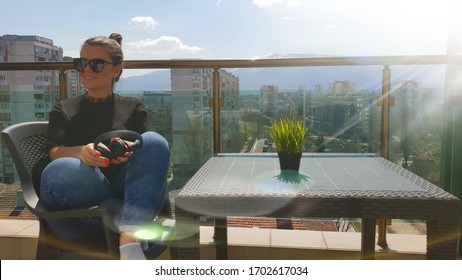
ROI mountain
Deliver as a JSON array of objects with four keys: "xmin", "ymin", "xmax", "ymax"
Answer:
[
  {"xmin": 233, "ymin": 64, "xmax": 446, "ymax": 90},
  {"xmin": 117, "ymin": 54, "xmax": 446, "ymax": 91},
  {"xmin": 117, "ymin": 70, "xmax": 171, "ymax": 91}
]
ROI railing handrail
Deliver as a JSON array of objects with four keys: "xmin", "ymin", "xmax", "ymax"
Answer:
[{"xmin": 1, "ymin": 54, "xmax": 461, "ymax": 71}]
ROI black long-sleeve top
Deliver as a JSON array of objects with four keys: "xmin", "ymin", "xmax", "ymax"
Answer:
[{"xmin": 46, "ymin": 93, "xmax": 149, "ymax": 177}]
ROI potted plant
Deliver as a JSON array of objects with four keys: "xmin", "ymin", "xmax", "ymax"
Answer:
[{"xmin": 268, "ymin": 117, "xmax": 308, "ymax": 172}]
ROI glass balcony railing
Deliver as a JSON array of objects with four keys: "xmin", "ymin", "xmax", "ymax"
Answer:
[{"xmin": 1, "ymin": 56, "xmax": 461, "ymax": 245}]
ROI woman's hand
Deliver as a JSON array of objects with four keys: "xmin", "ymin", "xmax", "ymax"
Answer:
[
  {"xmin": 109, "ymin": 138, "xmax": 133, "ymax": 165},
  {"xmin": 49, "ymin": 144, "xmax": 112, "ymax": 167},
  {"xmin": 110, "ymin": 155, "xmax": 131, "ymax": 165},
  {"xmin": 89, "ymin": 138, "xmax": 134, "ymax": 166},
  {"xmin": 81, "ymin": 143, "xmax": 110, "ymax": 167}
]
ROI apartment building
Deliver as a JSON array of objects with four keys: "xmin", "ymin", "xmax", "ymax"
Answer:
[
  {"xmin": 170, "ymin": 68, "xmax": 239, "ymax": 174},
  {"xmin": 306, "ymin": 89, "xmax": 373, "ymax": 139},
  {"xmin": 142, "ymin": 91, "xmax": 172, "ymax": 143},
  {"xmin": 260, "ymin": 85, "xmax": 278, "ymax": 117},
  {"xmin": 329, "ymin": 81, "xmax": 355, "ymax": 96},
  {"xmin": 0, "ymin": 35, "xmax": 64, "ymax": 183},
  {"xmin": 63, "ymin": 56, "xmax": 85, "ymax": 98}
]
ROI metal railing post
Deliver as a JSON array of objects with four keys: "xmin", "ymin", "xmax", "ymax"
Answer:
[
  {"xmin": 211, "ymin": 67, "xmax": 228, "ymax": 259},
  {"xmin": 377, "ymin": 65, "xmax": 392, "ymax": 247},
  {"xmin": 380, "ymin": 65, "xmax": 391, "ymax": 159},
  {"xmin": 212, "ymin": 67, "xmax": 221, "ymax": 154}
]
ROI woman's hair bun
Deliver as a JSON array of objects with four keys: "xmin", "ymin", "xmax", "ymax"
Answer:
[{"xmin": 109, "ymin": 33, "xmax": 123, "ymax": 47}]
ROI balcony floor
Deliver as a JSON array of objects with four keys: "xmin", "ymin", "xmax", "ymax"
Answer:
[{"xmin": 0, "ymin": 218, "xmax": 436, "ymax": 260}]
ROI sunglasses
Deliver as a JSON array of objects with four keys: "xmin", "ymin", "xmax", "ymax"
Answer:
[{"xmin": 73, "ymin": 58, "xmax": 115, "ymax": 73}]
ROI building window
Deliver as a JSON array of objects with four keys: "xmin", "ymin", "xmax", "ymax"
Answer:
[
  {"xmin": 0, "ymin": 94, "xmax": 9, "ymax": 102},
  {"xmin": 34, "ymin": 94, "xmax": 44, "ymax": 100},
  {"xmin": 4, "ymin": 166, "xmax": 14, "ymax": 174},
  {"xmin": 0, "ymin": 113, "xmax": 11, "ymax": 121},
  {"xmin": 35, "ymin": 112, "xmax": 45, "ymax": 119},
  {"xmin": 0, "ymin": 85, "xmax": 9, "ymax": 93}
]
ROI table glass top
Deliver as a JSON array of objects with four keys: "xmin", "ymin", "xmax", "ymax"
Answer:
[
  {"xmin": 195, "ymin": 154, "xmax": 423, "ymax": 194},
  {"xmin": 177, "ymin": 154, "xmax": 456, "ymax": 218}
]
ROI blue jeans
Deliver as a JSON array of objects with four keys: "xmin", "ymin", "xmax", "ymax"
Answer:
[{"xmin": 40, "ymin": 131, "xmax": 170, "ymax": 240}]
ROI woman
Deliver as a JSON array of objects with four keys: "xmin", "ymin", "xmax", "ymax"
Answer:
[{"xmin": 40, "ymin": 33, "xmax": 170, "ymax": 260}]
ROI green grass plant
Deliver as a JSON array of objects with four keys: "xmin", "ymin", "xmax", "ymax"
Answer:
[{"xmin": 268, "ymin": 117, "xmax": 308, "ymax": 155}]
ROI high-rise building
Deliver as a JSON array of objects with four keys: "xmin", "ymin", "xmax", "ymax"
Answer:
[
  {"xmin": 0, "ymin": 35, "xmax": 64, "ymax": 183},
  {"xmin": 391, "ymin": 80, "xmax": 423, "ymax": 123},
  {"xmin": 0, "ymin": 35, "xmax": 66, "ymax": 124},
  {"xmin": 170, "ymin": 68, "xmax": 239, "ymax": 174},
  {"xmin": 0, "ymin": 35, "xmax": 63, "ymax": 93},
  {"xmin": 142, "ymin": 91, "xmax": 172, "ymax": 143},
  {"xmin": 329, "ymin": 81, "xmax": 355, "ymax": 96},
  {"xmin": 63, "ymin": 56, "xmax": 84, "ymax": 98},
  {"xmin": 260, "ymin": 85, "xmax": 278, "ymax": 117},
  {"xmin": 307, "ymin": 83, "xmax": 372, "ymax": 138}
]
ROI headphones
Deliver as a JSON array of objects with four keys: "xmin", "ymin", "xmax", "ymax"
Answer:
[{"xmin": 93, "ymin": 130, "xmax": 143, "ymax": 160}]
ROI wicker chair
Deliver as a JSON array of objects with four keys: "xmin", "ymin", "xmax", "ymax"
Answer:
[{"xmin": 1, "ymin": 121, "xmax": 175, "ymax": 260}]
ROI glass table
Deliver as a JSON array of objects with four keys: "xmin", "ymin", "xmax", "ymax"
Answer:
[{"xmin": 174, "ymin": 153, "xmax": 461, "ymax": 260}]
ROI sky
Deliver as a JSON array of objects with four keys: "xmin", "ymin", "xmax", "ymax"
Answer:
[{"xmin": 1, "ymin": 0, "xmax": 461, "ymax": 76}]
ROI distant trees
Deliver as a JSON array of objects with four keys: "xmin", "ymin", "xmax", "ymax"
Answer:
[
  {"xmin": 388, "ymin": 92, "xmax": 443, "ymax": 186},
  {"xmin": 181, "ymin": 117, "xmax": 212, "ymax": 174}
]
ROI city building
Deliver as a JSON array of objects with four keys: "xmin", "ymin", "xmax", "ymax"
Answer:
[
  {"xmin": 63, "ymin": 56, "xmax": 84, "ymax": 98},
  {"xmin": 391, "ymin": 81, "xmax": 423, "ymax": 123},
  {"xmin": 141, "ymin": 91, "xmax": 172, "ymax": 143},
  {"xmin": 328, "ymin": 81, "xmax": 355, "ymax": 96},
  {"xmin": 170, "ymin": 68, "xmax": 239, "ymax": 174},
  {"xmin": 0, "ymin": 35, "xmax": 65, "ymax": 183},
  {"xmin": 0, "ymin": 35, "xmax": 63, "ymax": 93},
  {"xmin": 388, "ymin": 80, "xmax": 444, "ymax": 168},
  {"xmin": 306, "ymin": 86, "xmax": 373, "ymax": 140},
  {"xmin": 260, "ymin": 85, "xmax": 278, "ymax": 117}
]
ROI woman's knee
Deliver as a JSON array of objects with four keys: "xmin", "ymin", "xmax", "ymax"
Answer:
[
  {"xmin": 40, "ymin": 158, "xmax": 79, "ymax": 206},
  {"xmin": 141, "ymin": 131, "xmax": 170, "ymax": 158},
  {"xmin": 40, "ymin": 158, "xmax": 111, "ymax": 207},
  {"xmin": 41, "ymin": 158, "xmax": 80, "ymax": 187}
]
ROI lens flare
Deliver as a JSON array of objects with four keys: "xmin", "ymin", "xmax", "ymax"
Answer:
[{"xmin": 134, "ymin": 226, "xmax": 162, "ymax": 240}]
